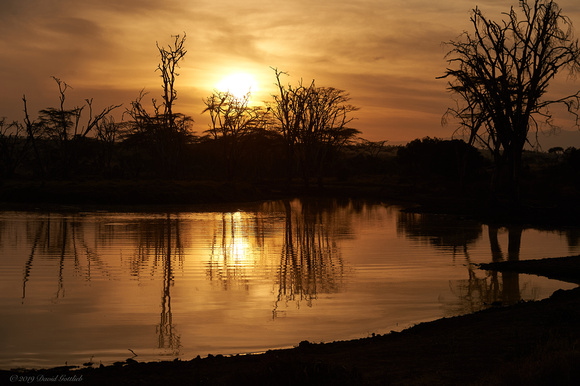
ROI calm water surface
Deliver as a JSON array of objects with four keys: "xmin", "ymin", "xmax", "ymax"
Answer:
[{"xmin": 1, "ymin": 199, "xmax": 578, "ymax": 369}]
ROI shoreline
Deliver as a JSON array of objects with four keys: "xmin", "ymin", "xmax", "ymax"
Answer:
[
  {"xmin": 2, "ymin": 178, "xmax": 580, "ymax": 228},
  {"xmin": 2, "ymin": 256, "xmax": 579, "ymax": 385}
]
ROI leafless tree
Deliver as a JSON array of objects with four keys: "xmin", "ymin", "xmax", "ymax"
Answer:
[
  {"xmin": 156, "ymin": 33, "xmax": 187, "ymax": 131},
  {"xmin": 440, "ymin": 0, "xmax": 580, "ymax": 203},
  {"xmin": 202, "ymin": 90, "xmax": 269, "ymax": 178},
  {"xmin": 124, "ymin": 34, "xmax": 194, "ymax": 177},
  {"xmin": 95, "ymin": 115, "xmax": 126, "ymax": 176},
  {"xmin": 124, "ymin": 89, "xmax": 194, "ymax": 177},
  {"xmin": 21, "ymin": 95, "xmax": 45, "ymax": 176},
  {"xmin": 35, "ymin": 77, "xmax": 120, "ymax": 177},
  {"xmin": 0, "ymin": 118, "xmax": 28, "ymax": 177},
  {"xmin": 270, "ymin": 68, "xmax": 359, "ymax": 186},
  {"xmin": 37, "ymin": 77, "xmax": 120, "ymax": 141}
]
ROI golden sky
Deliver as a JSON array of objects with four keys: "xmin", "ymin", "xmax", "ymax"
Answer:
[{"xmin": 1, "ymin": 0, "xmax": 580, "ymax": 142}]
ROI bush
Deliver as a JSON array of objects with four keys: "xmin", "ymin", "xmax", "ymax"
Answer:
[{"xmin": 396, "ymin": 137, "xmax": 487, "ymax": 180}]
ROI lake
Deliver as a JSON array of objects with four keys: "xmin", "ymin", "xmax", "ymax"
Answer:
[{"xmin": 0, "ymin": 198, "xmax": 578, "ymax": 369}]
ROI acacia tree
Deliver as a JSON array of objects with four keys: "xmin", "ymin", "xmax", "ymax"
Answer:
[
  {"xmin": 271, "ymin": 68, "xmax": 359, "ymax": 186},
  {"xmin": 37, "ymin": 77, "xmax": 120, "ymax": 177},
  {"xmin": 202, "ymin": 90, "xmax": 269, "ymax": 179},
  {"xmin": 440, "ymin": 0, "xmax": 580, "ymax": 203},
  {"xmin": 270, "ymin": 68, "xmax": 310, "ymax": 182},
  {"xmin": 300, "ymin": 85, "xmax": 360, "ymax": 185}
]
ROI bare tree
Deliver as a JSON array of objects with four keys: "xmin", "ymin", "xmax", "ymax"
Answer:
[
  {"xmin": 124, "ymin": 34, "xmax": 194, "ymax": 177},
  {"xmin": 124, "ymin": 89, "xmax": 194, "ymax": 177},
  {"xmin": 156, "ymin": 33, "xmax": 187, "ymax": 131},
  {"xmin": 21, "ymin": 95, "xmax": 45, "ymax": 177},
  {"xmin": 38, "ymin": 77, "xmax": 84, "ymax": 144},
  {"xmin": 95, "ymin": 115, "xmax": 126, "ymax": 177},
  {"xmin": 0, "ymin": 118, "xmax": 28, "ymax": 177},
  {"xmin": 270, "ymin": 68, "xmax": 310, "ymax": 181},
  {"xmin": 36, "ymin": 77, "xmax": 120, "ymax": 177},
  {"xmin": 270, "ymin": 68, "xmax": 359, "ymax": 186},
  {"xmin": 440, "ymin": 0, "xmax": 580, "ymax": 203},
  {"xmin": 202, "ymin": 90, "xmax": 269, "ymax": 179}
]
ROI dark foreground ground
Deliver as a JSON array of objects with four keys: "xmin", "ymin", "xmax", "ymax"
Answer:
[{"xmin": 2, "ymin": 256, "xmax": 580, "ymax": 385}]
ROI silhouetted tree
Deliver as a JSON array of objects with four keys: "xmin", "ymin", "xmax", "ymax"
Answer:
[
  {"xmin": 36, "ymin": 77, "xmax": 120, "ymax": 177},
  {"xmin": 0, "ymin": 118, "xmax": 28, "ymax": 177},
  {"xmin": 270, "ymin": 68, "xmax": 360, "ymax": 186},
  {"xmin": 124, "ymin": 90, "xmax": 194, "ymax": 177},
  {"xmin": 202, "ymin": 90, "xmax": 270, "ymax": 179},
  {"xmin": 95, "ymin": 115, "xmax": 126, "ymax": 177},
  {"xmin": 441, "ymin": 0, "xmax": 580, "ymax": 203},
  {"xmin": 124, "ymin": 34, "xmax": 195, "ymax": 177},
  {"xmin": 156, "ymin": 33, "xmax": 187, "ymax": 131},
  {"xmin": 270, "ymin": 68, "xmax": 308, "ymax": 182},
  {"xmin": 21, "ymin": 95, "xmax": 45, "ymax": 177},
  {"xmin": 396, "ymin": 137, "xmax": 486, "ymax": 182}
]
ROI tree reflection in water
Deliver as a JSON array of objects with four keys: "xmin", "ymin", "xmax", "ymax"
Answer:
[
  {"xmin": 21, "ymin": 214, "xmax": 113, "ymax": 303},
  {"xmin": 133, "ymin": 214, "xmax": 183, "ymax": 355},
  {"xmin": 205, "ymin": 199, "xmax": 352, "ymax": 318},
  {"xmin": 397, "ymin": 212, "xmax": 525, "ymax": 314},
  {"xmin": 274, "ymin": 199, "xmax": 351, "ymax": 318},
  {"xmin": 4, "ymin": 202, "xmax": 579, "ymax": 367},
  {"xmin": 19, "ymin": 213, "xmax": 184, "ymax": 354},
  {"xmin": 206, "ymin": 212, "xmax": 253, "ymax": 291}
]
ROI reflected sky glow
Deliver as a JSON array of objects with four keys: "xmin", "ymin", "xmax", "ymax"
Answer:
[{"xmin": 0, "ymin": 199, "xmax": 578, "ymax": 369}]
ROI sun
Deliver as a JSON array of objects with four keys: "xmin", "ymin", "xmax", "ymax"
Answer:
[{"xmin": 216, "ymin": 72, "xmax": 259, "ymax": 99}]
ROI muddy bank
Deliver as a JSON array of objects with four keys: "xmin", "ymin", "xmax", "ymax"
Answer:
[
  {"xmin": 2, "ymin": 256, "xmax": 580, "ymax": 385},
  {"xmin": 479, "ymin": 255, "xmax": 580, "ymax": 285}
]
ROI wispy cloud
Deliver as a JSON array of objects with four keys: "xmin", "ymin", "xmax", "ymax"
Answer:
[{"xmin": 1, "ymin": 0, "xmax": 579, "ymax": 141}]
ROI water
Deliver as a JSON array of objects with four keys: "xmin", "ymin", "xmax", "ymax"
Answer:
[{"xmin": 0, "ymin": 198, "xmax": 578, "ymax": 369}]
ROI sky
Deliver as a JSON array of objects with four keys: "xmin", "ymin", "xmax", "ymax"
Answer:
[{"xmin": 1, "ymin": 0, "xmax": 580, "ymax": 144}]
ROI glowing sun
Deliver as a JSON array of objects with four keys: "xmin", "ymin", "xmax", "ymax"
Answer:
[{"xmin": 216, "ymin": 72, "xmax": 259, "ymax": 98}]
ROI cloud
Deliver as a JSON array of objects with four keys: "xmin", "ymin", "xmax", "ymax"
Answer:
[{"xmin": 1, "ymin": 0, "xmax": 579, "ymax": 142}]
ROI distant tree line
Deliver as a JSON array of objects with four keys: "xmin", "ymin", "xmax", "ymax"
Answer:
[{"xmin": 0, "ymin": 34, "xmax": 374, "ymax": 187}]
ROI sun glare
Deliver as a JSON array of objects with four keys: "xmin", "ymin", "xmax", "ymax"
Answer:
[{"xmin": 216, "ymin": 72, "xmax": 259, "ymax": 99}]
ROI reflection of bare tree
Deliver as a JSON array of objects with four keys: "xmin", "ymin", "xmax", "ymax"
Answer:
[
  {"xmin": 206, "ymin": 212, "xmax": 251, "ymax": 290},
  {"xmin": 20, "ymin": 215, "xmax": 112, "ymax": 303},
  {"xmin": 132, "ymin": 215, "xmax": 183, "ymax": 354},
  {"xmin": 203, "ymin": 199, "xmax": 354, "ymax": 318},
  {"xmin": 157, "ymin": 215, "xmax": 181, "ymax": 354},
  {"xmin": 491, "ymin": 225, "xmax": 522, "ymax": 304},
  {"xmin": 397, "ymin": 212, "xmax": 527, "ymax": 313},
  {"xmin": 274, "ymin": 200, "xmax": 350, "ymax": 317},
  {"xmin": 447, "ymin": 225, "xmax": 524, "ymax": 314},
  {"xmin": 397, "ymin": 212, "xmax": 482, "ymax": 258},
  {"xmin": 22, "ymin": 220, "xmax": 45, "ymax": 303}
]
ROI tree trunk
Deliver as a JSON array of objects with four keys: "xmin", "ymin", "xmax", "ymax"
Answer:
[{"xmin": 506, "ymin": 140, "xmax": 525, "ymax": 206}]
